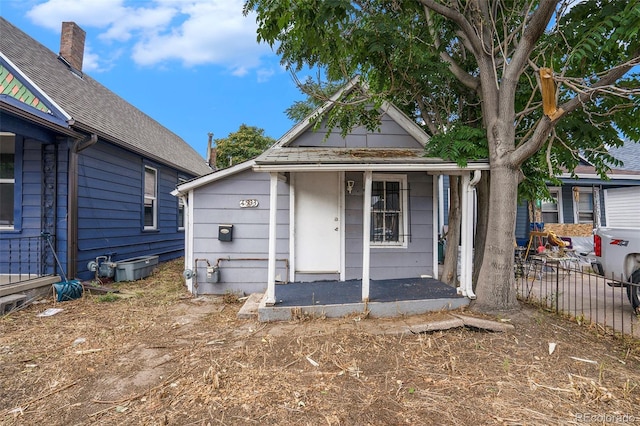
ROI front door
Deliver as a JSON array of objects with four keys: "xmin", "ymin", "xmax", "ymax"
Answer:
[{"xmin": 294, "ymin": 172, "xmax": 341, "ymax": 273}]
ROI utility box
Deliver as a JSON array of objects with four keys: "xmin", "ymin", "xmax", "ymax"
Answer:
[
  {"xmin": 218, "ymin": 224, "xmax": 233, "ymax": 242},
  {"xmin": 115, "ymin": 255, "xmax": 159, "ymax": 281}
]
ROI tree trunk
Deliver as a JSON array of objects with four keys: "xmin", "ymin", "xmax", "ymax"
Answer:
[
  {"xmin": 473, "ymin": 166, "xmax": 520, "ymax": 311},
  {"xmin": 441, "ymin": 175, "xmax": 460, "ymax": 286},
  {"xmin": 472, "ymin": 171, "xmax": 490, "ymax": 291}
]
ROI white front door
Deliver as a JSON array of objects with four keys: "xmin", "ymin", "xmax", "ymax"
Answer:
[{"xmin": 294, "ymin": 172, "xmax": 341, "ymax": 273}]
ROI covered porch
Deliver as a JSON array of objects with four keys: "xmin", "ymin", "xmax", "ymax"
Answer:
[
  {"xmin": 257, "ymin": 276, "xmax": 469, "ymax": 322},
  {"xmin": 254, "ymin": 147, "xmax": 490, "ymax": 319}
]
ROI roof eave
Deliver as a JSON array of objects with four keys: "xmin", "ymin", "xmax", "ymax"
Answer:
[
  {"xmin": 71, "ymin": 121, "xmax": 210, "ymax": 176},
  {"xmin": 252, "ymin": 162, "xmax": 489, "ymax": 173}
]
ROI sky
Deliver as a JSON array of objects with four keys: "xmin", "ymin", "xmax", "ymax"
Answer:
[{"xmin": 0, "ymin": 0, "xmax": 308, "ymax": 159}]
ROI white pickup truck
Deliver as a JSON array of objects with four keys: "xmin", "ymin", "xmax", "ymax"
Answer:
[{"xmin": 592, "ymin": 227, "xmax": 640, "ymax": 309}]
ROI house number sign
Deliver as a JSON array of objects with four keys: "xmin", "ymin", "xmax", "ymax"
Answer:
[{"xmin": 239, "ymin": 199, "xmax": 259, "ymax": 208}]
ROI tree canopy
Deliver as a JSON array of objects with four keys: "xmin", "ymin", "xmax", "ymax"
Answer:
[
  {"xmin": 213, "ymin": 124, "xmax": 275, "ymax": 170},
  {"xmin": 245, "ymin": 0, "xmax": 640, "ymax": 310}
]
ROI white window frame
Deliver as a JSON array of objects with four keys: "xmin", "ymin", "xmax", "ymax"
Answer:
[
  {"xmin": 540, "ymin": 186, "xmax": 563, "ymax": 224},
  {"xmin": 0, "ymin": 133, "xmax": 15, "ymax": 230},
  {"xmin": 370, "ymin": 173, "xmax": 408, "ymax": 248},
  {"xmin": 573, "ymin": 186, "xmax": 594, "ymax": 224},
  {"xmin": 177, "ymin": 177, "xmax": 186, "ymax": 231},
  {"xmin": 144, "ymin": 166, "xmax": 157, "ymax": 230}
]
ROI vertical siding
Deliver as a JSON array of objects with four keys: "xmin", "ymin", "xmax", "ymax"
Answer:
[
  {"xmin": 344, "ymin": 171, "xmax": 434, "ymax": 280},
  {"xmin": 75, "ymin": 141, "xmax": 192, "ymax": 280},
  {"xmin": 561, "ymin": 185, "xmax": 574, "ymax": 223},
  {"xmin": 514, "ymin": 201, "xmax": 529, "ymax": 244},
  {"xmin": 191, "ymin": 169, "xmax": 290, "ymax": 295}
]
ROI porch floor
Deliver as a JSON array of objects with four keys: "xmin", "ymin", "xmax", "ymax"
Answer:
[{"xmin": 258, "ymin": 277, "xmax": 469, "ymax": 322}]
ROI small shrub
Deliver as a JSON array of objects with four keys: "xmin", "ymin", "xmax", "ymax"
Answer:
[{"xmin": 96, "ymin": 293, "xmax": 119, "ymax": 303}]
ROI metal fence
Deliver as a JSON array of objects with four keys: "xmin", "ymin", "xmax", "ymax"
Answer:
[
  {"xmin": 515, "ymin": 254, "xmax": 640, "ymax": 338},
  {"xmin": 0, "ymin": 235, "xmax": 52, "ymax": 286}
]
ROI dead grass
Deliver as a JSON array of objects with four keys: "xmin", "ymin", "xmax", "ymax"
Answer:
[{"xmin": 1, "ymin": 258, "xmax": 640, "ymax": 425}]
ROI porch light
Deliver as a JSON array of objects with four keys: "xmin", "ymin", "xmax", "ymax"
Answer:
[{"xmin": 346, "ymin": 180, "xmax": 355, "ymax": 194}]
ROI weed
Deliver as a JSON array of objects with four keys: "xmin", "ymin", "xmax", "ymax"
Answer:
[{"xmin": 96, "ymin": 293, "xmax": 119, "ymax": 303}]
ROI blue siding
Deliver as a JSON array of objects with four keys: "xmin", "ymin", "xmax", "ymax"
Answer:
[{"xmin": 75, "ymin": 141, "xmax": 189, "ymax": 280}]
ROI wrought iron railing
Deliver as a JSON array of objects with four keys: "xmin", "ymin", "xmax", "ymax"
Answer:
[
  {"xmin": 0, "ymin": 234, "xmax": 53, "ymax": 286},
  {"xmin": 515, "ymin": 254, "xmax": 639, "ymax": 339}
]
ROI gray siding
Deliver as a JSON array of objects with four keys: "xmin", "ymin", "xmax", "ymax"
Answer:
[
  {"xmin": 344, "ymin": 171, "xmax": 434, "ymax": 280},
  {"xmin": 191, "ymin": 170, "xmax": 290, "ymax": 295},
  {"xmin": 291, "ymin": 114, "xmax": 424, "ymax": 149}
]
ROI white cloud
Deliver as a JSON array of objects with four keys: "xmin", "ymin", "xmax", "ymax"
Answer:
[{"xmin": 24, "ymin": 0, "xmax": 277, "ymax": 80}]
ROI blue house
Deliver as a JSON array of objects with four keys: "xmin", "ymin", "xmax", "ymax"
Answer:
[
  {"xmin": 515, "ymin": 146, "xmax": 640, "ymax": 251},
  {"xmin": 0, "ymin": 19, "xmax": 211, "ymax": 297}
]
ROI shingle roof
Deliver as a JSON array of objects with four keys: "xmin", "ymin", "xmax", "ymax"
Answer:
[
  {"xmin": 608, "ymin": 141, "xmax": 640, "ymax": 171},
  {"xmin": 0, "ymin": 18, "xmax": 211, "ymax": 176}
]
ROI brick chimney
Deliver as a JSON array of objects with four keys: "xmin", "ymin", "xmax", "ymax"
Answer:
[{"xmin": 59, "ymin": 22, "xmax": 86, "ymax": 72}]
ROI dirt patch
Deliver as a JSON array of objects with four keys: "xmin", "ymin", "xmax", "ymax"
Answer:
[{"xmin": 1, "ymin": 259, "xmax": 640, "ymax": 425}]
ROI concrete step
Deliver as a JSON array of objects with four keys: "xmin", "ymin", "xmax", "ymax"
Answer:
[
  {"xmin": 1, "ymin": 294, "xmax": 27, "ymax": 314},
  {"xmin": 237, "ymin": 293, "xmax": 263, "ymax": 319}
]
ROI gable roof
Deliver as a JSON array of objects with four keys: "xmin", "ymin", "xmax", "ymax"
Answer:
[
  {"xmin": 272, "ymin": 77, "xmax": 431, "ymax": 149},
  {"xmin": 0, "ymin": 18, "xmax": 211, "ymax": 176},
  {"xmin": 255, "ymin": 77, "xmax": 488, "ymax": 172}
]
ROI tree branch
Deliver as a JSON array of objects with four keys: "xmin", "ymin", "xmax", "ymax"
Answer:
[
  {"xmin": 423, "ymin": 6, "xmax": 479, "ymax": 91},
  {"xmin": 512, "ymin": 46, "xmax": 640, "ymax": 165}
]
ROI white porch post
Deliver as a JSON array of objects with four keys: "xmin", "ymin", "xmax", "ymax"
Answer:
[
  {"xmin": 185, "ymin": 190, "xmax": 195, "ymax": 294},
  {"xmin": 266, "ymin": 172, "xmax": 278, "ymax": 305},
  {"xmin": 432, "ymin": 174, "xmax": 439, "ymax": 280},
  {"xmin": 362, "ymin": 170, "xmax": 372, "ymax": 301},
  {"xmin": 459, "ymin": 173, "xmax": 471, "ymax": 297}
]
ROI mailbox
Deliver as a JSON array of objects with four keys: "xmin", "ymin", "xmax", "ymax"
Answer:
[{"xmin": 218, "ymin": 224, "xmax": 233, "ymax": 241}]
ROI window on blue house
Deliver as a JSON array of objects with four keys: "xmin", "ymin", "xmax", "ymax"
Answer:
[
  {"xmin": 573, "ymin": 187, "xmax": 594, "ymax": 224},
  {"xmin": 541, "ymin": 188, "xmax": 563, "ymax": 223},
  {"xmin": 144, "ymin": 166, "xmax": 157, "ymax": 230},
  {"xmin": 0, "ymin": 133, "xmax": 15, "ymax": 229},
  {"xmin": 177, "ymin": 177, "xmax": 186, "ymax": 230},
  {"xmin": 370, "ymin": 174, "xmax": 408, "ymax": 247}
]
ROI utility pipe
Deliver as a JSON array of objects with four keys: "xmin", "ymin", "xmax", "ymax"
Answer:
[
  {"xmin": 460, "ymin": 170, "xmax": 481, "ymax": 299},
  {"xmin": 215, "ymin": 257, "xmax": 289, "ymax": 283},
  {"xmin": 67, "ymin": 133, "xmax": 97, "ymax": 279}
]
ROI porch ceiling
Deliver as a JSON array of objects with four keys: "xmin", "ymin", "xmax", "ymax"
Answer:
[{"xmin": 253, "ymin": 147, "xmax": 489, "ymax": 173}]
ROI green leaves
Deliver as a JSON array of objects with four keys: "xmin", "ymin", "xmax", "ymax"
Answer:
[
  {"xmin": 425, "ymin": 125, "xmax": 488, "ymax": 167},
  {"xmin": 214, "ymin": 124, "xmax": 276, "ymax": 170}
]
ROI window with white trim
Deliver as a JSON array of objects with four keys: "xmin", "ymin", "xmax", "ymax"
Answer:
[
  {"xmin": 573, "ymin": 187, "xmax": 594, "ymax": 224},
  {"xmin": 541, "ymin": 187, "xmax": 563, "ymax": 223},
  {"xmin": 144, "ymin": 166, "xmax": 157, "ymax": 230},
  {"xmin": 370, "ymin": 174, "xmax": 407, "ymax": 246},
  {"xmin": 177, "ymin": 177, "xmax": 186, "ymax": 230},
  {"xmin": 0, "ymin": 133, "xmax": 15, "ymax": 229}
]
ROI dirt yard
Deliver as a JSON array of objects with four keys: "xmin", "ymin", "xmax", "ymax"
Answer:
[{"xmin": 2, "ymin": 258, "xmax": 640, "ymax": 425}]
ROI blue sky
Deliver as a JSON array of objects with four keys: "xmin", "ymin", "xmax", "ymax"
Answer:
[{"xmin": 1, "ymin": 0, "xmax": 307, "ymax": 158}]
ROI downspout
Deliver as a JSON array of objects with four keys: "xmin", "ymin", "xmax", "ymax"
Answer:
[
  {"xmin": 461, "ymin": 170, "xmax": 481, "ymax": 299},
  {"xmin": 67, "ymin": 133, "xmax": 98, "ymax": 278}
]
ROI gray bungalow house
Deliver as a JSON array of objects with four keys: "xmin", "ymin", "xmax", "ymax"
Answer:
[
  {"xmin": 174, "ymin": 79, "xmax": 489, "ymax": 319},
  {"xmin": 0, "ymin": 18, "xmax": 211, "ymax": 299}
]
